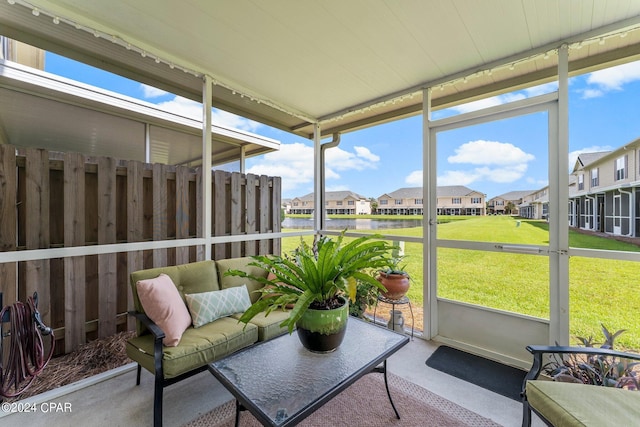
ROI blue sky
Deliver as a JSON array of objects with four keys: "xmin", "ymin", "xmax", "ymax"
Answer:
[{"xmin": 45, "ymin": 53, "xmax": 640, "ymax": 200}]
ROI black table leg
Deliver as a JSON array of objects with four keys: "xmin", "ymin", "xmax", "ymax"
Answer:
[
  {"xmin": 235, "ymin": 399, "xmax": 241, "ymax": 427},
  {"xmin": 375, "ymin": 360, "xmax": 400, "ymax": 419}
]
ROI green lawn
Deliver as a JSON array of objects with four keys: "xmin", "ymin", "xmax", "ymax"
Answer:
[{"xmin": 282, "ymin": 215, "xmax": 640, "ymax": 351}]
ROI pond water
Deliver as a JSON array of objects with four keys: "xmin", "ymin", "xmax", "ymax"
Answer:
[{"xmin": 282, "ymin": 217, "xmax": 423, "ymax": 230}]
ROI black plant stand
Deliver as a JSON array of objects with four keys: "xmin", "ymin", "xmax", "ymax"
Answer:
[{"xmin": 373, "ymin": 294, "xmax": 414, "ymax": 339}]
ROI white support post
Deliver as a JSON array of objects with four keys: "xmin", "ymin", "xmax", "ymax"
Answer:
[
  {"xmin": 202, "ymin": 75, "xmax": 213, "ymax": 260},
  {"xmin": 144, "ymin": 123, "xmax": 151, "ymax": 163},
  {"xmin": 313, "ymin": 123, "xmax": 323, "ymax": 233},
  {"xmin": 549, "ymin": 44, "xmax": 570, "ymax": 345},
  {"xmin": 423, "ymin": 87, "xmax": 437, "ymax": 340},
  {"xmin": 240, "ymin": 145, "xmax": 246, "ymax": 174}
]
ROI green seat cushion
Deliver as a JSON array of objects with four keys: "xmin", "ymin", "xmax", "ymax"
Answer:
[
  {"xmin": 527, "ymin": 380, "xmax": 640, "ymax": 427},
  {"xmin": 232, "ymin": 310, "xmax": 292, "ymax": 341},
  {"xmin": 126, "ymin": 317, "xmax": 258, "ymax": 379},
  {"xmin": 216, "ymin": 257, "xmax": 269, "ymax": 303}
]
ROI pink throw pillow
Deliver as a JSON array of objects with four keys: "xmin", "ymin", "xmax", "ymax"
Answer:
[{"xmin": 136, "ymin": 273, "xmax": 192, "ymax": 347}]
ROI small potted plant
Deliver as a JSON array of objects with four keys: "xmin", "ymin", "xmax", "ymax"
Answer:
[
  {"xmin": 377, "ymin": 256, "xmax": 410, "ymax": 300},
  {"xmin": 225, "ymin": 231, "xmax": 393, "ymax": 352}
]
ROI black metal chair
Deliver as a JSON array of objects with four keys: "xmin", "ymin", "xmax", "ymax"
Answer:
[{"xmin": 521, "ymin": 345, "xmax": 640, "ymax": 427}]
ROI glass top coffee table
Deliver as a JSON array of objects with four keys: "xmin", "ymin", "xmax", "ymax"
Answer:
[{"xmin": 208, "ymin": 317, "xmax": 410, "ymax": 427}]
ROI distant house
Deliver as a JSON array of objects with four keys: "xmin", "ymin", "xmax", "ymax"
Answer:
[
  {"xmin": 282, "ymin": 198, "xmax": 292, "ymax": 214},
  {"xmin": 377, "ymin": 187, "xmax": 424, "ymax": 215},
  {"xmin": 436, "ymin": 186, "xmax": 486, "ymax": 216},
  {"xmin": 376, "ymin": 186, "xmax": 485, "ymax": 215},
  {"xmin": 289, "ymin": 191, "xmax": 371, "ymax": 215},
  {"xmin": 487, "ymin": 190, "xmax": 535, "ymax": 215},
  {"xmin": 568, "ymin": 143, "xmax": 640, "ymax": 236},
  {"xmin": 519, "ymin": 187, "xmax": 549, "ymax": 220}
]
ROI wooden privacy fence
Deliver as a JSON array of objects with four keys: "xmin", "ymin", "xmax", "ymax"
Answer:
[{"xmin": 0, "ymin": 144, "xmax": 281, "ymax": 355}]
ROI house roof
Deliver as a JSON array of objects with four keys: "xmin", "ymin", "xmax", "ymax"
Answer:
[
  {"xmin": 436, "ymin": 185, "xmax": 483, "ymax": 197},
  {"xmin": 381, "ymin": 187, "xmax": 422, "ymax": 199},
  {"xmin": 296, "ymin": 191, "xmax": 367, "ymax": 202},
  {"xmin": 572, "ymin": 151, "xmax": 612, "ymax": 172},
  {"xmin": 3, "ymin": 1, "xmax": 640, "ymax": 138},
  {"xmin": 491, "ymin": 190, "xmax": 535, "ymax": 201},
  {"xmin": 381, "ymin": 186, "xmax": 483, "ymax": 199}
]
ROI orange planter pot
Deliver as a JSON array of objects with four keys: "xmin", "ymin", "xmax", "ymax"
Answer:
[{"xmin": 377, "ymin": 272, "xmax": 410, "ymax": 300}]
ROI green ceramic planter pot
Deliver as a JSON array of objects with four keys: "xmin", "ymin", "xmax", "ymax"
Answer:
[{"xmin": 296, "ymin": 296, "xmax": 349, "ymax": 353}]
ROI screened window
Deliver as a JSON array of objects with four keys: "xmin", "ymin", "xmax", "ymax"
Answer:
[
  {"xmin": 578, "ymin": 174, "xmax": 584, "ymax": 190},
  {"xmin": 471, "ymin": 197, "xmax": 481, "ymax": 204},
  {"xmin": 591, "ymin": 168, "xmax": 599, "ymax": 187},
  {"xmin": 380, "ymin": 199, "xmax": 388, "ymax": 205},
  {"xmin": 452, "ymin": 198, "xmax": 461, "ymax": 204},
  {"xmin": 615, "ymin": 156, "xmax": 627, "ymax": 181},
  {"xmin": 395, "ymin": 199, "xmax": 403, "ymax": 205},
  {"xmin": 337, "ymin": 201, "xmax": 343, "ymax": 206},
  {"xmin": 347, "ymin": 200, "xmax": 354, "ymax": 205},
  {"xmin": 415, "ymin": 198, "xmax": 423, "ymax": 205}
]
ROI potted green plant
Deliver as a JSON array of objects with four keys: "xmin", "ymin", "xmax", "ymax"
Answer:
[
  {"xmin": 225, "ymin": 232, "xmax": 393, "ymax": 352},
  {"xmin": 544, "ymin": 324, "xmax": 639, "ymax": 389},
  {"xmin": 377, "ymin": 256, "xmax": 411, "ymax": 300}
]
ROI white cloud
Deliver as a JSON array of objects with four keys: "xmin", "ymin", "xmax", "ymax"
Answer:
[
  {"xmin": 141, "ymin": 84, "xmax": 169, "ymax": 98},
  {"xmin": 353, "ymin": 146, "xmax": 380, "ymax": 162},
  {"xmin": 324, "ymin": 145, "xmax": 380, "ymax": 172},
  {"xmin": 247, "ymin": 142, "xmax": 381, "ymax": 196},
  {"xmin": 151, "ymin": 95, "xmax": 261, "ymax": 132},
  {"xmin": 579, "ymin": 61, "xmax": 640, "ymax": 98},
  {"xmin": 246, "ymin": 142, "xmax": 314, "ymax": 195},
  {"xmin": 436, "ymin": 164, "xmax": 529, "ymax": 186},
  {"xmin": 448, "ymin": 140, "xmax": 535, "ymax": 165},
  {"xmin": 437, "ymin": 170, "xmax": 482, "ymax": 186},
  {"xmin": 405, "ymin": 170, "xmax": 423, "ymax": 185},
  {"xmin": 581, "ymin": 88, "xmax": 604, "ymax": 99},
  {"xmin": 430, "ymin": 140, "xmax": 536, "ymax": 186},
  {"xmin": 568, "ymin": 145, "xmax": 613, "ymax": 171}
]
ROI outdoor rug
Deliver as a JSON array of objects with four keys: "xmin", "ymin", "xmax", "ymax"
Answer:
[
  {"xmin": 183, "ymin": 372, "xmax": 499, "ymax": 427},
  {"xmin": 426, "ymin": 345, "xmax": 527, "ymax": 401}
]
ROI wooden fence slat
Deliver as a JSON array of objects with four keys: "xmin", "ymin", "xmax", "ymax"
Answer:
[
  {"xmin": 272, "ymin": 176, "xmax": 282, "ymax": 256},
  {"xmin": 64, "ymin": 152, "xmax": 86, "ymax": 352},
  {"xmin": 98, "ymin": 157, "xmax": 117, "ymax": 337},
  {"xmin": 127, "ymin": 160, "xmax": 144, "ymax": 331},
  {"xmin": 24, "ymin": 148, "xmax": 51, "ymax": 324},
  {"xmin": 259, "ymin": 175, "xmax": 269, "ymax": 255},
  {"xmin": 176, "ymin": 166, "xmax": 190, "ymax": 264},
  {"xmin": 0, "ymin": 145, "xmax": 17, "ymax": 356},
  {"xmin": 213, "ymin": 170, "xmax": 227, "ymax": 259},
  {"xmin": 230, "ymin": 172, "xmax": 242, "ymax": 258},
  {"xmin": 153, "ymin": 163, "xmax": 168, "ymax": 267},
  {"xmin": 245, "ymin": 173, "xmax": 257, "ymax": 256}
]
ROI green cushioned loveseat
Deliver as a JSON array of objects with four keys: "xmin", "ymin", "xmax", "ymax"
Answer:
[
  {"xmin": 521, "ymin": 345, "xmax": 640, "ymax": 427},
  {"xmin": 126, "ymin": 258, "xmax": 290, "ymax": 427}
]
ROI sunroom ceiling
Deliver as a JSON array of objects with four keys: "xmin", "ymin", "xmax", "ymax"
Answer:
[{"xmin": 2, "ymin": 1, "xmax": 640, "ymax": 138}]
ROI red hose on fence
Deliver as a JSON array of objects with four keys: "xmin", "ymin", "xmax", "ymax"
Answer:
[{"xmin": 0, "ymin": 293, "xmax": 55, "ymax": 399}]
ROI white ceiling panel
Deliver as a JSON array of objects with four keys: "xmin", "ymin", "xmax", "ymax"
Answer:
[{"xmin": 2, "ymin": 0, "xmax": 640, "ymax": 137}]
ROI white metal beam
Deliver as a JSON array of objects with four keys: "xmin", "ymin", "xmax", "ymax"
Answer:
[
  {"xmin": 423, "ymin": 87, "xmax": 437, "ymax": 340},
  {"xmin": 203, "ymin": 75, "xmax": 213, "ymax": 260}
]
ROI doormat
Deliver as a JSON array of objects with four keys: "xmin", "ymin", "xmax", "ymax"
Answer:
[{"xmin": 426, "ymin": 345, "xmax": 527, "ymax": 401}]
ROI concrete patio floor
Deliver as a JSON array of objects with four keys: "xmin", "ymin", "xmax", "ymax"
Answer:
[{"xmin": 1, "ymin": 338, "xmax": 543, "ymax": 426}]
